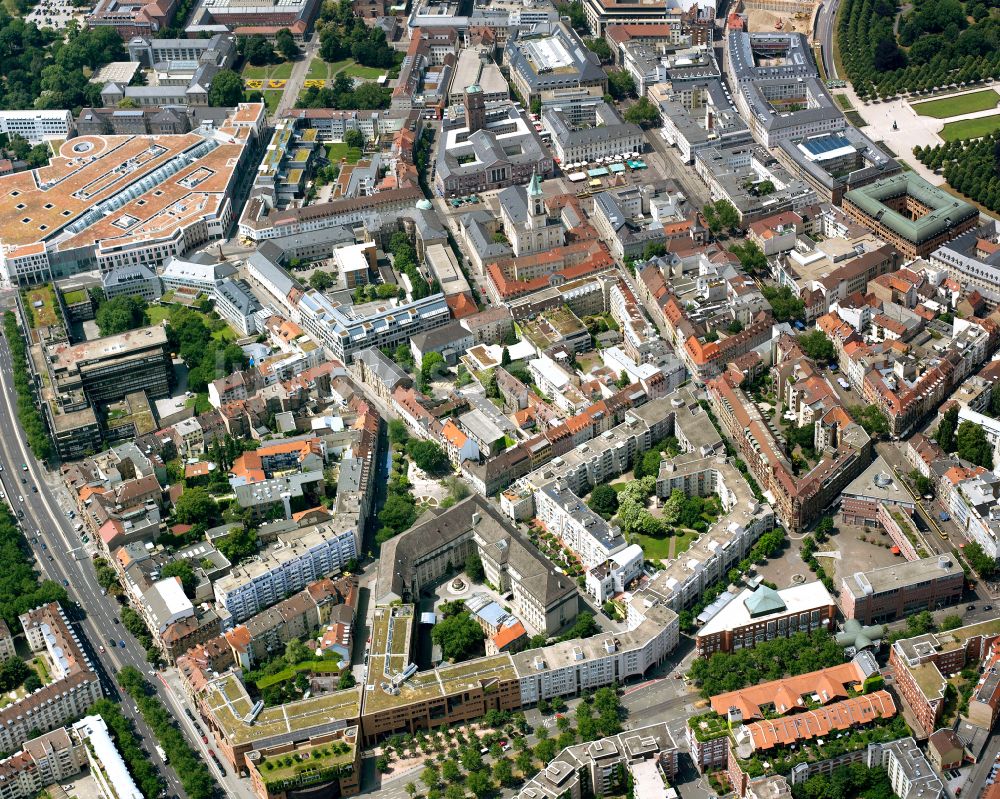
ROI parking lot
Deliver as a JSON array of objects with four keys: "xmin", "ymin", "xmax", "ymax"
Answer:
[{"xmin": 25, "ymin": 0, "xmax": 90, "ymax": 29}]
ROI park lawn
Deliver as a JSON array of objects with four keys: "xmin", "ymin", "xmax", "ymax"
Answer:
[
  {"xmin": 147, "ymin": 305, "xmax": 170, "ymax": 325},
  {"xmin": 912, "ymin": 89, "xmax": 1000, "ymax": 119},
  {"xmin": 241, "ymin": 64, "xmax": 267, "ymax": 79},
  {"xmin": 630, "ymin": 534, "xmax": 673, "ymax": 560},
  {"xmin": 271, "ymin": 61, "xmax": 294, "ymax": 79},
  {"xmin": 306, "ymin": 58, "xmax": 329, "ymax": 81},
  {"xmin": 262, "ymin": 90, "xmax": 281, "ymax": 114},
  {"xmin": 185, "ymin": 393, "xmax": 212, "ymax": 414},
  {"xmin": 325, "ymin": 142, "xmax": 362, "ymax": 163},
  {"xmin": 343, "ymin": 62, "xmax": 384, "ymax": 80},
  {"xmin": 940, "ymin": 113, "xmax": 1000, "ymax": 141}
]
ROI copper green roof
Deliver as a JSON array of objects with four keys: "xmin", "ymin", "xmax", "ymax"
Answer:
[
  {"xmin": 844, "ymin": 173, "xmax": 976, "ymax": 245},
  {"xmin": 744, "ymin": 584, "xmax": 786, "ymax": 618}
]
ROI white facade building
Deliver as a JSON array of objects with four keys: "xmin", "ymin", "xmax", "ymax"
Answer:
[{"xmin": 0, "ymin": 110, "xmax": 74, "ymax": 144}]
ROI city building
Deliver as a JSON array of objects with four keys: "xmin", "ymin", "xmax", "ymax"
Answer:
[
  {"xmin": 160, "ymin": 255, "xmax": 238, "ymax": 294},
  {"xmin": 0, "ymin": 728, "xmax": 85, "ymax": 799},
  {"xmin": 505, "ymin": 23, "xmax": 608, "ymax": 103},
  {"xmin": 725, "ymin": 31, "xmax": 845, "ymax": 149},
  {"xmin": 0, "ymin": 604, "xmax": 102, "ymax": 754},
  {"xmin": 515, "ymin": 723, "xmax": 679, "ymax": 799},
  {"xmin": 0, "ymin": 111, "xmax": 74, "ymax": 145},
  {"xmin": 213, "ymin": 278, "xmax": 263, "ymax": 336},
  {"xmin": 867, "ymin": 738, "xmax": 944, "ymax": 799},
  {"xmin": 350, "ymin": 348, "xmax": 412, "ymax": 403},
  {"xmin": 841, "ymin": 555, "xmax": 965, "ymax": 624},
  {"xmin": 435, "ymin": 99, "xmax": 553, "ymax": 198},
  {"xmin": 244, "ymin": 727, "xmax": 361, "ymax": 799},
  {"xmin": 185, "ymin": 0, "xmax": 319, "ymax": 36},
  {"xmin": 71, "ymin": 716, "xmax": 144, "ymax": 799},
  {"xmin": 694, "ymin": 581, "xmax": 837, "ymax": 657},
  {"xmin": 543, "ymin": 101, "xmax": 643, "ymax": 165},
  {"xmin": 101, "ymin": 265, "xmax": 163, "ymax": 301},
  {"xmin": 87, "ymin": 0, "xmax": 179, "ymax": 38},
  {"xmin": 843, "ymin": 174, "xmax": 978, "ymax": 260},
  {"xmin": 889, "ymin": 618, "xmax": 1000, "ymax": 736},
  {"xmin": 213, "ymin": 520, "xmax": 360, "ymax": 623},
  {"xmin": 298, "ymin": 290, "xmax": 451, "ymax": 364},
  {"xmin": 0, "ymin": 104, "xmax": 264, "ymax": 286},
  {"xmin": 376, "ymin": 495, "xmax": 579, "ymax": 637}
]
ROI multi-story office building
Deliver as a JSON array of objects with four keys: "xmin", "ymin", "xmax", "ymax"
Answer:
[
  {"xmin": 841, "ymin": 555, "xmax": 965, "ymax": 624},
  {"xmin": 44, "ymin": 326, "xmax": 173, "ymax": 407},
  {"xmin": 297, "ymin": 289, "xmax": 451, "ymax": 364},
  {"xmin": 0, "ymin": 104, "xmax": 264, "ymax": 286},
  {"xmin": 505, "ymin": 23, "xmax": 608, "ymax": 103},
  {"xmin": 694, "ymin": 581, "xmax": 837, "ymax": 657},
  {"xmin": 101, "ymin": 265, "xmax": 163, "ymax": 301},
  {"xmin": 516, "ymin": 723, "xmax": 679, "ymax": 799},
  {"xmin": 213, "ymin": 522, "xmax": 359, "ymax": 623},
  {"xmin": 535, "ymin": 482, "xmax": 627, "ymax": 568},
  {"xmin": 87, "ymin": 0, "xmax": 179, "ymax": 37},
  {"xmin": 843, "ymin": 174, "xmax": 978, "ymax": 260},
  {"xmin": 0, "ymin": 604, "xmax": 102, "ymax": 754},
  {"xmin": 213, "ymin": 278, "xmax": 262, "ymax": 336},
  {"xmin": 0, "ymin": 111, "xmax": 74, "ymax": 144}
]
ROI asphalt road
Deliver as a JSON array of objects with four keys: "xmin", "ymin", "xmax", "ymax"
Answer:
[
  {"xmin": 0, "ymin": 330, "xmax": 195, "ymax": 797},
  {"xmin": 815, "ymin": 0, "xmax": 841, "ymax": 81}
]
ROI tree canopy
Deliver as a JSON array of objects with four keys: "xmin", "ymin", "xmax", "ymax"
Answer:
[
  {"xmin": 588, "ymin": 484, "xmax": 619, "ymax": 518},
  {"xmin": 956, "ymin": 419, "xmax": 993, "ymax": 468},
  {"xmin": 406, "ymin": 439, "xmax": 451, "ymax": 476},
  {"xmin": 208, "ymin": 69, "xmax": 244, "ymax": 106},
  {"xmin": 762, "ymin": 284, "xmax": 805, "ymax": 322},
  {"xmin": 624, "ymin": 96, "xmax": 659, "ymax": 127},
  {"xmin": 797, "ymin": 329, "xmax": 836, "ymax": 363},
  {"xmin": 96, "ymin": 295, "xmax": 149, "ymax": 336},
  {"xmin": 173, "ymin": 487, "xmax": 220, "ymax": 526},
  {"xmin": 689, "ymin": 631, "xmax": 844, "ymax": 697},
  {"xmin": 432, "ymin": 611, "xmax": 485, "ymax": 661}
]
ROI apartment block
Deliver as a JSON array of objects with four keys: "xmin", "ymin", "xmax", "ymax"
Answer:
[
  {"xmin": 0, "ymin": 604, "xmax": 102, "ymax": 753},
  {"xmin": 889, "ymin": 618, "xmax": 1000, "ymax": 736},
  {"xmin": 213, "ymin": 521, "xmax": 359, "ymax": 623},
  {"xmin": 0, "ymin": 728, "xmax": 85, "ymax": 799}
]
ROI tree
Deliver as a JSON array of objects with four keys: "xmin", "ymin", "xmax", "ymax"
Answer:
[
  {"xmin": 432, "ymin": 612, "xmax": 485, "ymax": 661},
  {"xmin": 338, "ymin": 671, "xmax": 356, "ymax": 689},
  {"xmin": 873, "ymin": 37, "xmax": 906, "ymax": 71},
  {"xmin": 956, "ymin": 420, "xmax": 993, "ymax": 468},
  {"xmin": 607, "ymin": 70, "xmax": 636, "ymax": 100},
  {"xmin": 160, "ymin": 560, "xmax": 197, "ymax": 598},
  {"xmin": 406, "ymin": 439, "xmax": 451, "ymax": 476},
  {"xmin": 937, "ymin": 406, "xmax": 959, "ymax": 452},
  {"xmin": 964, "ymin": 540, "xmax": 997, "ymax": 579},
  {"xmin": 466, "ymin": 771, "xmax": 492, "ymax": 795},
  {"xmin": 501, "ymin": 346, "xmax": 511, "ymax": 366},
  {"xmin": 240, "ymin": 34, "xmax": 277, "ymax": 66},
  {"xmin": 216, "ymin": 526, "xmax": 258, "ymax": 565},
  {"xmin": 762, "ymin": 285, "xmax": 805, "ymax": 322},
  {"xmin": 588, "ymin": 484, "xmax": 619, "ymax": 518},
  {"xmin": 702, "ymin": 200, "xmax": 740, "ymax": 234},
  {"xmin": 584, "ymin": 37, "xmax": 613, "ymax": 63},
  {"xmin": 493, "ymin": 757, "xmax": 515, "ymax": 786},
  {"xmin": 624, "ymin": 96, "xmax": 660, "ymax": 127},
  {"xmin": 96, "ymin": 295, "xmax": 148, "ymax": 336},
  {"xmin": 388, "ymin": 418, "xmax": 409, "ymax": 444},
  {"xmin": 344, "ymin": 128, "xmax": 365, "ymax": 150},
  {"xmin": 0, "ymin": 657, "xmax": 29, "ymax": 691},
  {"xmin": 208, "ymin": 69, "xmax": 245, "ymax": 106},
  {"xmin": 798, "ymin": 330, "xmax": 836, "ymax": 363},
  {"xmin": 516, "ymin": 750, "xmax": 534, "ymax": 776},
  {"xmin": 558, "ymin": 611, "xmax": 599, "ymax": 642},
  {"xmin": 376, "ymin": 754, "xmax": 391, "ymax": 772},
  {"xmin": 173, "ymin": 487, "xmax": 219, "ymax": 526},
  {"xmin": 377, "ymin": 494, "xmax": 418, "ymax": 541},
  {"xmin": 275, "ymin": 28, "xmax": 299, "ymax": 60},
  {"xmin": 940, "ymin": 614, "xmax": 964, "ymax": 631},
  {"xmin": 556, "ymin": 0, "xmax": 587, "ymax": 30},
  {"xmin": 730, "ymin": 241, "xmax": 768, "ymax": 275},
  {"xmin": 405, "ymin": 783, "xmax": 418, "ymax": 797},
  {"xmin": 309, "ymin": 270, "xmax": 334, "ymax": 290},
  {"xmin": 465, "ymin": 551, "xmax": 485, "ymax": 582}
]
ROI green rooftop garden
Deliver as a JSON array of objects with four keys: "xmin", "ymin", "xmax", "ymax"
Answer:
[
  {"xmin": 259, "ymin": 740, "xmax": 355, "ymax": 792},
  {"xmin": 689, "ymin": 711, "xmax": 730, "ymax": 742}
]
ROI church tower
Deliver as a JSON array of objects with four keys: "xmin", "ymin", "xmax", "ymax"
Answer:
[{"xmin": 526, "ymin": 171, "xmax": 546, "ymax": 230}]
